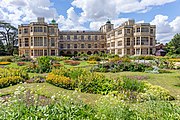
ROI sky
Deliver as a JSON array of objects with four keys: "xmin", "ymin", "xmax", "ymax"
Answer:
[{"xmin": 0, "ymin": 0, "xmax": 180, "ymax": 43}]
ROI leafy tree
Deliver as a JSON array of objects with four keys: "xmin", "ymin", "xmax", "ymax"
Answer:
[
  {"xmin": 166, "ymin": 33, "xmax": 180, "ymax": 55},
  {"xmin": 0, "ymin": 21, "xmax": 18, "ymax": 55}
]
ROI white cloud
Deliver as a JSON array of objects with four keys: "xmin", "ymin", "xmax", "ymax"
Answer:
[
  {"xmin": 57, "ymin": 7, "xmax": 87, "ymax": 30},
  {"xmin": 151, "ymin": 15, "xmax": 172, "ymax": 33},
  {"xmin": 0, "ymin": 0, "xmax": 58, "ymax": 27},
  {"xmin": 170, "ymin": 16, "xmax": 180, "ymax": 33},
  {"xmin": 151, "ymin": 15, "xmax": 180, "ymax": 43},
  {"xmin": 72, "ymin": 0, "xmax": 176, "ymax": 22},
  {"xmin": 89, "ymin": 18, "xmax": 128, "ymax": 30}
]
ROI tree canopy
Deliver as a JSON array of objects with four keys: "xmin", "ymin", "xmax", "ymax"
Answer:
[
  {"xmin": 166, "ymin": 33, "xmax": 180, "ymax": 55},
  {"xmin": 0, "ymin": 21, "xmax": 18, "ymax": 55}
]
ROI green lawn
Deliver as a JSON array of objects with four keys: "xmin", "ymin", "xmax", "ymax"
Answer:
[
  {"xmin": 60, "ymin": 60, "xmax": 94, "ymax": 68},
  {"xmin": 101, "ymin": 70, "xmax": 180, "ymax": 98},
  {"xmin": 5, "ymin": 62, "xmax": 30, "ymax": 68}
]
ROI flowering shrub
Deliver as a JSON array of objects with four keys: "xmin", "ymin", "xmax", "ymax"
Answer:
[
  {"xmin": 25, "ymin": 63, "xmax": 40, "ymax": 73},
  {"xmin": 37, "ymin": 56, "xmax": 52, "ymax": 73},
  {"xmin": 88, "ymin": 55, "xmax": 101, "ymax": 61},
  {"xmin": 27, "ymin": 75, "xmax": 46, "ymax": 83},
  {"xmin": 17, "ymin": 62, "xmax": 26, "ymax": 66},
  {"xmin": 121, "ymin": 77, "xmax": 146, "ymax": 93},
  {"xmin": 46, "ymin": 67, "xmax": 173, "ymax": 101},
  {"xmin": 137, "ymin": 82, "xmax": 174, "ymax": 101},
  {"xmin": 87, "ymin": 61, "xmax": 97, "ymax": 64},
  {"xmin": 0, "ymin": 68, "xmax": 28, "ymax": 88},
  {"xmin": 0, "ymin": 68, "xmax": 28, "ymax": 80},
  {"xmin": 0, "ymin": 87, "xmax": 179, "ymax": 119},
  {"xmin": 0, "ymin": 86, "xmax": 94, "ymax": 119},
  {"xmin": 93, "ymin": 61, "xmax": 152, "ymax": 73},
  {"xmin": 64, "ymin": 60, "xmax": 80, "ymax": 66},
  {"xmin": 46, "ymin": 73, "xmax": 74, "ymax": 89},
  {"xmin": 134, "ymin": 55, "xmax": 155, "ymax": 60},
  {"xmin": 47, "ymin": 68, "xmax": 117, "ymax": 94},
  {"xmin": 0, "ymin": 62, "xmax": 11, "ymax": 65},
  {"xmin": 0, "ymin": 76, "xmax": 24, "ymax": 88},
  {"xmin": 169, "ymin": 58, "xmax": 180, "ymax": 62}
]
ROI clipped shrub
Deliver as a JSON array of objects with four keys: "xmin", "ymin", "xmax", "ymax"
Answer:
[{"xmin": 0, "ymin": 62, "xmax": 11, "ymax": 65}]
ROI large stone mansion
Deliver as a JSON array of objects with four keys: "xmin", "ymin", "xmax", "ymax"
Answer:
[{"xmin": 18, "ymin": 17, "xmax": 156, "ymax": 57}]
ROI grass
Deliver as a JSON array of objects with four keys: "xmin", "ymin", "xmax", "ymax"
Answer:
[
  {"xmin": 4, "ymin": 62, "xmax": 30, "ymax": 68},
  {"xmin": 0, "ymin": 83, "xmax": 101, "ymax": 104},
  {"xmin": 60, "ymin": 60, "xmax": 93, "ymax": 68},
  {"xmin": 101, "ymin": 70, "xmax": 180, "ymax": 98}
]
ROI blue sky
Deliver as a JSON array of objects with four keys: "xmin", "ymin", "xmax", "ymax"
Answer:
[
  {"xmin": 53, "ymin": 0, "xmax": 180, "ymax": 22},
  {"xmin": 0, "ymin": 0, "xmax": 180, "ymax": 43}
]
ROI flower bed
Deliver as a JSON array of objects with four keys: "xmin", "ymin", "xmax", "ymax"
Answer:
[
  {"xmin": 46, "ymin": 67, "xmax": 174, "ymax": 101},
  {"xmin": 0, "ymin": 68, "xmax": 28, "ymax": 88},
  {"xmin": 17, "ymin": 62, "xmax": 26, "ymax": 66},
  {"xmin": 0, "ymin": 76, "xmax": 24, "ymax": 88},
  {"xmin": 169, "ymin": 58, "xmax": 180, "ymax": 62},
  {"xmin": 0, "ymin": 62, "xmax": 11, "ymax": 65},
  {"xmin": 64, "ymin": 60, "xmax": 80, "ymax": 66},
  {"xmin": 46, "ymin": 73, "xmax": 74, "ymax": 89},
  {"xmin": 92, "ymin": 61, "xmax": 152, "ymax": 73},
  {"xmin": 87, "ymin": 61, "xmax": 97, "ymax": 64}
]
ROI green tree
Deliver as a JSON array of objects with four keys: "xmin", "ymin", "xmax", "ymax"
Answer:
[
  {"xmin": 166, "ymin": 33, "xmax": 180, "ymax": 55},
  {"xmin": 0, "ymin": 21, "xmax": 18, "ymax": 55}
]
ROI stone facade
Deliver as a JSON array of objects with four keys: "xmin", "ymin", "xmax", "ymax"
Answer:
[
  {"xmin": 58, "ymin": 31, "xmax": 106, "ymax": 55},
  {"xmin": 18, "ymin": 18, "xmax": 156, "ymax": 57},
  {"xmin": 106, "ymin": 20, "xmax": 156, "ymax": 56}
]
